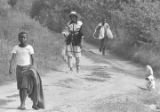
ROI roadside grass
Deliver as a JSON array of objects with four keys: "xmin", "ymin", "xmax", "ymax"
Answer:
[
  {"xmin": 92, "ymin": 90, "xmax": 160, "ymax": 112},
  {"xmin": 0, "ymin": 6, "xmax": 64, "ymax": 83}
]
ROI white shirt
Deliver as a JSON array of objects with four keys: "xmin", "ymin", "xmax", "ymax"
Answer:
[
  {"xmin": 67, "ymin": 20, "xmax": 83, "ymax": 32},
  {"xmin": 11, "ymin": 44, "xmax": 34, "ymax": 66},
  {"xmin": 98, "ymin": 23, "xmax": 109, "ymax": 39},
  {"xmin": 93, "ymin": 22, "xmax": 110, "ymax": 39}
]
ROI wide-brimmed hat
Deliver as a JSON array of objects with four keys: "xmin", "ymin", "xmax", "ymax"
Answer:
[{"xmin": 69, "ymin": 11, "xmax": 78, "ymax": 18}]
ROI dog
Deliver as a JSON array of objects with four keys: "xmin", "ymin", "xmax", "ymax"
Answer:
[
  {"xmin": 146, "ymin": 74, "xmax": 155, "ymax": 90},
  {"xmin": 145, "ymin": 65, "xmax": 156, "ymax": 90}
]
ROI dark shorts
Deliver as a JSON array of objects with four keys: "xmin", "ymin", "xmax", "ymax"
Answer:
[
  {"xmin": 16, "ymin": 65, "xmax": 45, "ymax": 108},
  {"xmin": 16, "ymin": 65, "xmax": 32, "ymax": 90}
]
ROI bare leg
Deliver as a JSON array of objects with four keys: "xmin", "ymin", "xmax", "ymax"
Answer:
[
  {"xmin": 19, "ymin": 90, "xmax": 22, "ymax": 105},
  {"xmin": 18, "ymin": 89, "xmax": 27, "ymax": 110},
  {"xmin": 76, "ymin": 57, "xmax": 80, "ymax": 73},
  {"xmin": 21, "ymin": 89, "xmax": 27, "ymax": 108},
  {"xmin": 99, "ymin": 39, "xmax": 103, "ymax": 52},
  {"xmin": 67, "ymin": 56, "xmax": 73, "ymax": 71},
  {"xmin": 100, "ymin": 38, "xmax": 105, "ymax": 53},
  {"xmin": 101, "ymin": 38, "xmax": 106, "ymax": 56},
  {"xmin": 102, "ymin": 46, "xmax": 106, "ymax": 56}
]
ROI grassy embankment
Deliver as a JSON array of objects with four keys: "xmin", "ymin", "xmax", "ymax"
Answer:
[{"xmin": 0, "ymin": 0, "xmax": 63, "ymax": 84}]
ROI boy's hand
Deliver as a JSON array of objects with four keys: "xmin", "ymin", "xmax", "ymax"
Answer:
[{"xmin": 9, "ymin": 54, "xmax": 16, "ymax": 75}]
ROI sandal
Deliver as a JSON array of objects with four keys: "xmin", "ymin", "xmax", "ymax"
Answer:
[
  {"xmin": 17, "ymin": 106, "xmax": 26, "ymax": 110},
  {"xmin": 32, "ymin": 105, "xmax": 39, "ymax": 110}
]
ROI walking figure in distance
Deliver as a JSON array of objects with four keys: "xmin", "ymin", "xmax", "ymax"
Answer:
[
  {"xmin": 93, "ymin": 18, "xmax": 113, "ymax": 55},
  {"xmin": 9, "ymin": 32, "xmax": 44, "ymax": 110},
  {"xmin": 62, "ymin": 11, "xmax": 84, "ymax": 73}
]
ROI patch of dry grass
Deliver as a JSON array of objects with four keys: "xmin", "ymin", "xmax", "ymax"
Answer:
[{"xmin": 91, "ymin": 92, "xmax": 157, "ymax": 112}]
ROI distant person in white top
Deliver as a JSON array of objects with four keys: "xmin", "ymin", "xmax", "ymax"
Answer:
[
  {"xmin": 9, "ymin": 32, "xmax": 44, "ymax": 110},
  {"xmin": 93, "ymin": 18, "xmax": 113, "ymax": 55},
  {"xmin": 145, "ymin": 65, "xmax": 155, "ymax": 90}
]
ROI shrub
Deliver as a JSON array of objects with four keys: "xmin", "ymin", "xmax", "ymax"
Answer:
[{"xmin": 30, "ymin": 0, "xmax": 160, "ymax": 77}]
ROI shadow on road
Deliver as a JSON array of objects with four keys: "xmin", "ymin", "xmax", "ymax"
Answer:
[{"xmin": 0, "ymin": 99, "xmax": 14, "ymax": 106}]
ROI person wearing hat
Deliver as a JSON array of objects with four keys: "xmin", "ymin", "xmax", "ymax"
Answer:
[{"xmin": 62, "ymin": 11, "xmax": 84, "ymax": 73}]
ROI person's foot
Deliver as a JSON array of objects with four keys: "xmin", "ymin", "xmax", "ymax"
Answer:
[
  {"xmin": 65, "ymin": 67, "xmax": 73, "ymax": 73},
  {"xmin": 32, "ymin": 105, "xmax": 40, "ymax": 110},
  {"xmin": 70, "ymin": 67, "xmax": 73, "ymax": 71},
  {"xmin": 17, "ymin": 106, "xmax": 26, "ymax": 110}
]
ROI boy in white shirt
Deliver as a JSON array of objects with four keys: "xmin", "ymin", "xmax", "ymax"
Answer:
[
  {"xmin": 9, "ymin": 32, "xmax": 44, "ymax": 110},
  {"xmin": 62, "ymin": 11, "xmax": 84, "ymax": 73}
]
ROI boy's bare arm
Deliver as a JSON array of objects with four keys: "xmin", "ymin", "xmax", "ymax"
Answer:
[
  {"xmin": 30, "ymin": 54, "xmax": 34, "ymax": 66},
  {"xmin": 9, "ymin": 53, "xmax": 16, "ymax": 74}
]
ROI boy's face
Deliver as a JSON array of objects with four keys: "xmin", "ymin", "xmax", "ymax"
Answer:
[{"xmin": 19, "ymin": 34, "xmax": 27, "ymax": 45}]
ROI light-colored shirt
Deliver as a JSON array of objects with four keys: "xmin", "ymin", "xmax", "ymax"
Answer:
[
  {"xmin": 62, "ymin": 20, "xmax": 83, "ymax": 37},
  {"xmin": 93, "ymin": 22, "xmax": 110, "ymax": 39},
  {"xmin": 98, "ymin": 23, "xmax": 110, "ymax": 39},
  {"xmin": 11, "ymin": 44, "xmax": 34, "ymax": 66},
  {"xmin": 67, "ymin": 20, "xmax": 83, "ymax": 32}
]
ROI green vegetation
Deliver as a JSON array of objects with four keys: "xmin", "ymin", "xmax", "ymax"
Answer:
[
  {"xmin": 0, "ymin": 0, "xmax": 63, "ymax": 83},
  {"xmin": 30, "ymin": 0, "xmax": 160, "ymax": 77}
]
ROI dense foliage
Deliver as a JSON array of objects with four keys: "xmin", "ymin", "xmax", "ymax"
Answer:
[{"xmin": 30, "ymin": 0, "xmax": 160, "ymax": 76}]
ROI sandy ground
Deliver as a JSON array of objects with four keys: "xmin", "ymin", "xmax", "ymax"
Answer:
[{"xmin": 0, "ymin": 45, "xmax": 155, "ymax": 112}]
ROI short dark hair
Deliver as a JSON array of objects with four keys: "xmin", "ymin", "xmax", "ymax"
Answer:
[{"xmin": 18, "ymin": 32, "xmax": 27, "ymax": 38}]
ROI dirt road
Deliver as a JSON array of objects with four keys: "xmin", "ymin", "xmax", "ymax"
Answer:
[{"xmin": 0, "ymin": 45, "xmax": 155, "ymax": 112}]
